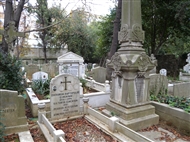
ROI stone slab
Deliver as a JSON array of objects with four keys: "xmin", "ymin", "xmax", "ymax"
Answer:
[
  {"xmin": 105, "ymin": 101, "xmax": 156, "ymax": 120},
  {"xmin": 151, "ymin": 101, "xmax": 190, "ymax": 133},
  {"xmin": 18, "ymin": 131, "xmax": 34, "ymax": 142}
]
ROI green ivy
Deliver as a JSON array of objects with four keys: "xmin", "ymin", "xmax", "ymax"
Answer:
[
  {"xmin": 0, "ymin": 50, "xmax": 25, "ymax": 93},
  {"xmin": 150, "ymin": 94, "xmax": 190, "ymax": 113}
]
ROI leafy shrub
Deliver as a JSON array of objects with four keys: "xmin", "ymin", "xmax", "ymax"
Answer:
[
  {"xmin": 150, "ymin": 94, "xmax": 190, "ymax": 113},
  {"xmin": 0, "ymin": 50, "xmax": 25, "ymax": 93},
  {"xmin": 31, "ymin": 78, "xmax": 51, "ymax": 97},
  {"xmin": 79, "ymin": 78, "xmax": 87, "ymax": 87}
]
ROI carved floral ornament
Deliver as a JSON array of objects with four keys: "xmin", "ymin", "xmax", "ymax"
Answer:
[
  {"xmin": 136, "ymin": 52, "xmax": 153, "ymax": 72},
  {"xmin": 110, "ymin": 53, "xmax": 122, "ymax": 72},
  {"xmin": 118, "ymin": 24, "xmax": 144, "ymax": 43}
]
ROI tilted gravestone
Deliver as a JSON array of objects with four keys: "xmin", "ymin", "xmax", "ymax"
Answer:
[
  {"xmin": 0, "ymin": 89, "xmax": 28, "ymax": 134},
  {"xmin": 149, "ymin": 74, "xmax": 168, "ymax": 96},
  {"xmin": 91, "ymin": 67, "xmax": 106, "ymax": 83},
  {"xmin": 50, "ymin": 74, "xmax": 80, "ymax": 119}
]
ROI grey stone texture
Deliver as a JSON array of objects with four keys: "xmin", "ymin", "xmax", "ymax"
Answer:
[
  {"xmin": 0, "ymin": 89, "xmax": 28, "ymax": 134},
  {"xmin": 50, "ymin": 74, "xmax": 80, "ymax": 119},
  {"xmin": 149, "ymin": 74, "xmax": 168, "ymax": 96},
  {"xmin": 91, "ymin": 67, "xmax": 106, "ymax": 83}
]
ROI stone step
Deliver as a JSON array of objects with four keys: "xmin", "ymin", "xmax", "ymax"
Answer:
[
  {"xmin": 18, "ymin": 131, "xmax": 34, "ymax": 142},
  {"xmin": 105, "ymin": 101, "xmax": 156, "ymax": 120},
  {"xmin": 120, "ymin": 114, "xmax": 159, "ymax": 131}
]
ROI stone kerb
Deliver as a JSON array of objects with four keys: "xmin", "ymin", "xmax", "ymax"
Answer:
[
  {"xmin": 85, "ymin": 78, "xmax": 110, "ymax": 92},
  {"xmin": 0, "ymin": 89, "xmax": 28, "ymax": 134},
  {"xmin": 50, "ymin": 74, "xmax": 80, "ymax": 119},
  {"xmin": 26, "ymin": 88, "xmax": 50, "ymax": 117},
  {"xmin": 151, "ymin": 101, "xmax": 190, "ymax": 133}
]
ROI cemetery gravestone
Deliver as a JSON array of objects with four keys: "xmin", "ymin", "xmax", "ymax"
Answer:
[
  {"xmin": 50, "ymin": 74, "xmax": 80, "ymax": 119},
  {"xmin": 25, "ymin": 64, "xmax": 39, "ymax": 80},
  {"xmin": 0, "ymin": 89, "xmax": 28, "ymax": 134},
  {"xmin": 41, "ymin": 63, "xmax": 59, "ymax": 78},
  {"xmin": 183, "ymin": 53, "xmax": 190, "ymax": 73},
  {"xmin": 159, "ymin": 69, "xmax": 167, "ymax": 76},
  {"xmin": 149, "ymin": 74, "xmax": 168, "ymax": 96},
  {"xmin": 32, "ymin": 71, "xmax": 48, "ymax": 81},
  {"xmin": 57, "ymin": 52, "xmax": 84, "ymax": 78},
  {"xmin": 91, "ymin": 67, "xmax": 106, "ymax": 83},
  {"xmin": 41, "ymin": 64, "xmax": 50, "ymax": 75}
]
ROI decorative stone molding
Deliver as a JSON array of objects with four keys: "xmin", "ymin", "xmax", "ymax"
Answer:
[{"xmin": 118, "ymin": 24, "xmax": 144, "ymax": 44}]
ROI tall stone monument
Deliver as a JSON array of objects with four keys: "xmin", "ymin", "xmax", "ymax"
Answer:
[{"xmin": 104, "ymin": 0, "xmax": 159, "ymax": 130}]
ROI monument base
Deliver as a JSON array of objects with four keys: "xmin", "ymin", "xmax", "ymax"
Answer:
[
  {"xmin": 5, "ymin": 124, "xmax": 28, "ymax": 135},
  {"xmin": 4, "ymin": 117, "xmax": 28, "ymax": 134},
  {"xmin": 102, "ymin": 101, "xmax": 159, "ymax": 131}
]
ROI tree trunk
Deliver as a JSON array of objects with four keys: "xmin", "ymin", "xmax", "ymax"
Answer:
[
  {"xmin": 108, "ymin": 0, "xmax": 122, "ymax": 59},
  {"xmin": 1, "ymin": 0, "xmax": 25, "ymax": 53},
  {"xmin": 106, "ymin": 0, "xmax": 122, "ymax": 80}
]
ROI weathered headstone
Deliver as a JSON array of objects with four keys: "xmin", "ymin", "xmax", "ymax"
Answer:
[
  {"xmin": 41, "ymin": 63, "xmax": 59, "ymax": 78},
  {"xmin": 183, "ymin": 53, "xmax": 190, "ymax": 73},
  {"xmin": 149, "ymin": 74, "xmax": 168, "ymax": 96},
  {"xmin": 91, "ymin": 67, "xmax": 106, "ymax": 83},
  {"xmin": 57, "ymin": 52, "xmax": 84, "ymax": 78},
  {"xmin": 32, "ymin": 71, "xmax": 48, "ymax": 81},
  {"xmin": 50, "ymin": 74, "xmax": 80, "ymax": 119},
  {"xmin": 0, "ymin": 89, "xmax": 28, "ymax": 134},
  {"xmin": 149, "ymin": 54, "xmax": 157, "ymax": 74},
  {"xmin": 25, "ymin": 64, "xmax": 39, "ymax": 80},
  {"xmin": 159, "ymin": 69, "xmax": 167, "ymax": 76},
  {"xmin": 172, "ymin": 82, "xmax": 190, "ymax": 98}
]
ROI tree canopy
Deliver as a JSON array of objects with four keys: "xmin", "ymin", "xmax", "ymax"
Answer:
[{"xmin": 142, "ymin": 0, "xmax": 190, "ymax": 56}]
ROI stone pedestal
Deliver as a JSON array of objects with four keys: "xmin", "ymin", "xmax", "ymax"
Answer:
[
  {"xmin": 104, "ymin": 47, "xmax": 159, "ymax": 130},
  {"xmin": 104, "ymin": 0, "xmax": 159, "ymax": 131},
  {"xmin": 103, "ymin": 102, "xmax": 159, "ymax": 131}
]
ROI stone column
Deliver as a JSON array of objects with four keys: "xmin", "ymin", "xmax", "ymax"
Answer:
[
  {"xmin": 79, "ymin": 62, "xmax": 83, "ymax": 78},
  {"xmin": 107, "ymin": 0, "xmax": 156, "ymax": 107}
]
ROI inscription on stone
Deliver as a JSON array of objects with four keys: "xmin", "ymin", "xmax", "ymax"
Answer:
[
  {"xmin": 50, "ymin": 74, "xmax": 80, "ymax": 118},
  {"xmin": 135, "ymin": 77, "xmax": 144, "ymax": 103}
]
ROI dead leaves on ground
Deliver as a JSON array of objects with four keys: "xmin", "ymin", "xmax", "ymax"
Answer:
[
  {"xmin": 3, "ymin": 133, "xmax": 18, "ymax": 142},
  {"xmin": 138, "ymin": 120, "xmax": 190, "ymax": 142},
  {"xmin": 53, "ymin": 117, "xmax": 117, "ymax": 142}
]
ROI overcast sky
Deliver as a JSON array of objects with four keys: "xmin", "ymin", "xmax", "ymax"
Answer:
[{"xmin": 31, "ymin": 0, "xmax": 116, "ymax": 16}]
